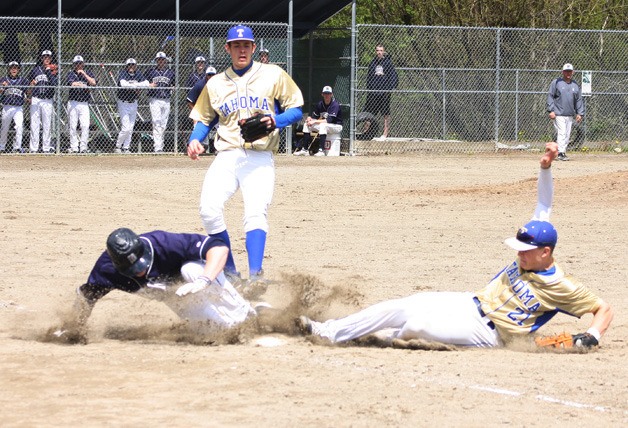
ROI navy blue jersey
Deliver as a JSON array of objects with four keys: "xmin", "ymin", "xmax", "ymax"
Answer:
[
  {"xmin": 367, "ymin": 56, "xmax": 398, "ymax": 91},
  {"xmin": 312, "ymin": 98, "xmax": 343, "ymax": 125},
  {"xmin": 186, "ymin": 78, "xmax": 207, "ymax": 105},
  {"xmin": 187, "ymin": 72, "xmax": 204, "ymax": 88},
  {"xmin": 116, "ymin": 69, "xmax": 147, "ymax": 102},
  {"xmin": 79, "ymin": 231, "xmax": 225, "ymax": 302},
  {"xmin": 67, "ymin": 69, "xmax": 96, "ymax": 102},
  {"xmin": 0, "ymin": 76, "xmax": 30, "ymax": 106},
  {"xmin": 28, "ymin": 65, "xmax": 58, "ymax": 99},
  {"xmin": 145, "ymin": 67, "xmax": 175, "ymax": 99}
]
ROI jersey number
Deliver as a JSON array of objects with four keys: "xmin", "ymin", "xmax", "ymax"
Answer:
[{"xmin": 507, "ymin": 307, "xmax": 532, "ymax": 326}]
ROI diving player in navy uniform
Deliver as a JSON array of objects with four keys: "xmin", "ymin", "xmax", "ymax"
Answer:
[{"xmin": 53, "ymin": 228, "xmax": 257, "ymax": 343}]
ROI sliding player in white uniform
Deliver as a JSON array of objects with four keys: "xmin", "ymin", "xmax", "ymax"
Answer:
[
  {"xmin": 297, "ymin": 143, "xmax": 613, "ymax": 348},
  {"xmin": 187, "ymin": 25, "xmax": 304, "ymax": 295}
]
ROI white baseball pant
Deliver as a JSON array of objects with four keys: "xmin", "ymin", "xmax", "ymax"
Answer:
[
  {"xmin": 67, "ymin": 100, "xmax": 90, "ymax": 152},
  {"xmin": 116, "ymin": 100, "xmax": 138, "ymax": 150},
  {"xmin": 30, "ymin": 97, "xmax": 54, "ymax": 152},
  {"xmin": 134, "ymin": 261, "xmax": 254, "ymax": 326},
  {"xmin": 553, "ymin": 115, "xmax": 574, "ymax": 153},
  {"xmin": 0, "ymin": 105, "xmax": 24, "ymax": 151},
  {"xmin": 309, "ymin": 292, "xmax": 501, "ymax": 347},
  {"xmin": 149, "ymin": 97, "xmax": 170, "ymax": 152},
  {"xmin": 199, "ymin": 148, "xmax": 274, "ymax": 235},
  {"xmin": 302, "ymin": 121, "xmax": 343, "ymax": 136}
]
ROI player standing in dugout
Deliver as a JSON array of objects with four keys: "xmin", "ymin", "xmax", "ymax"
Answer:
[{"xmin": 186, "ymin": 25, "xmax": 304, "ymax": 298}]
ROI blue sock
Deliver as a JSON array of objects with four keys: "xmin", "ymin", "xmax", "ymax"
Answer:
[
  {"xmin": 210, "ymin": 230, "xmax": 237, "ymax": 274},
  {"xmin": 245, "ymin": 229, "xmax": 266, "ymax": 276}
]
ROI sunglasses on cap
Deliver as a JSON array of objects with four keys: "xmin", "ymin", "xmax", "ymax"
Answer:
[{"xmin": 515, "ymin": 229, "xmax": 554, "ymax": 248}]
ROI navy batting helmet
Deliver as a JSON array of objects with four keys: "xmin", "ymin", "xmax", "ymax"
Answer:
[{"xmin": 106, "ymin": 228, "xmax": 153, "ymax": 276}]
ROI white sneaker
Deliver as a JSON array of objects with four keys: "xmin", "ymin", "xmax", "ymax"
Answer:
[
  {"xmin": 372, "ymin": 135, "xmax": 387, "ymax": 141},
  {"xmin": 293, "ymin": 148, "xmax": 308, "ymax": 156},
  {"xmin": 313, "ymin": 150, "xmax": 325, "ymax": 157},
  {"xmin": 114, "ymin": 148, "xmax": 122, "ymax": 153}
]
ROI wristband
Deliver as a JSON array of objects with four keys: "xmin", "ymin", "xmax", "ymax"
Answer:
[{"xmin": 586, "ymin": 327, "xmax": 601, "ymax": 341}]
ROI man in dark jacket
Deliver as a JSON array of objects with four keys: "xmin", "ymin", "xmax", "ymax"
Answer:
[{"xmin": 365, "ymin": 44, "xmax": 398, "ymax": 140}]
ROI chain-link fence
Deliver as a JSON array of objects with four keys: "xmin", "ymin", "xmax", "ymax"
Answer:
[
  {"xmin": 292, "ymin": 27, "xmax": 352, "ymax": 153},
  {"xmin": 0, "ymin": 17, "xmax": 288, "ymax": 154},
  {"xmin": 354, "ymin": 25, "xmax": 628, "ymax": 154},
  {"xmin": 2, "ymin": 18, "xmax": 627, "ymax": 156}
]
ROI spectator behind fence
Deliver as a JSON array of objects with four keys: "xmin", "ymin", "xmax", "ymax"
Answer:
[
  {"xmin": 293, "ymin": 85, "xmax": 343, "ymax": 156},
  {"xmin": 187, "ymin": 56, "xmax": 207, "ymax": 88},
  {"xmin": 146, "ymin": 51, "xmax": 175, "ymax": 153},
  {"xmin": 0, "ymin": 62, "xmax": 30, "ymax": 153},
  {"xmin": 66, "ymin": 55, "xmax": 97, "ymax": 154},
  {"xmin": 546, "ymin": 63, "xmax": 584, "ymax": 161},
  {"xmin": 365, "ymin": 44, "xmax": 398, "ymax": 141},
  {"xmin": 186, "ymin": 66, "xmax": 217, "ymax": 109},
  {"xmin": 259, "ymin": 48, "xmax": 270, "ymax": 64},
  {"xmin": 115, "ymin": 58, "xmax": 152, "ymax": 154},
  {"xmin": 28, "ymin": 50, "xmax": 58, "ymax": 154},
  {"xmin": 186, "ymin": 65, "xmax": 218, "ymax": 154}
]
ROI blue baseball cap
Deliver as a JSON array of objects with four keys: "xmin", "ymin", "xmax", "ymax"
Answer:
[
  {"xmin": 226, "ymin": 25, "xmax": 255, "ymax": 43},
  {"xmin": 505, "ymin": 220, "xmax": 558, "ymax": 251}
]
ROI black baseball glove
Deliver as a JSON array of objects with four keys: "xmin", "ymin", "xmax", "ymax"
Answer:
[
  {"xmin": 238, "ymin": 112, "xmax": 276, "ymax": 142},
  {"xmin": 572, "ymin": 332, "xmax": 599, "ymax": 348}
]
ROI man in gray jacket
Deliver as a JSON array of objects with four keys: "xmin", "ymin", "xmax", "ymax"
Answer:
[{"xmin": 546, "ymin": 63, "xmax": 584, "ymax": 161}]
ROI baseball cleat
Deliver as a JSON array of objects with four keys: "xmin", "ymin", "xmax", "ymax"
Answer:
[{"xmin": 295, "ymin": 315, "xmax": 313, "ymax": 335}]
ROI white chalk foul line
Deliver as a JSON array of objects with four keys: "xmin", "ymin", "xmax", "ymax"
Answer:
[
  {"xmin": 471, "ymin": 386, "xmax": 611, "ymax": 413},
  {"xmin": 536, "ymin": 395, "xmax": 608, "ymax": 413},
  {"xmin": 307, "ymin": 353, "xmax": 628, "ymax": 416},
  {"xmin": 470, "ymin": 385, "xmax": 522, "ymax": 397}
]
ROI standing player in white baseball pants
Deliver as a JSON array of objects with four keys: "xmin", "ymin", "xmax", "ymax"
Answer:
[
  {"xmin": 66, "ymin": 55, "xmax": 96, "ymax": 153},
  {"xmin": 115, "ymin": 58, "xmax": 152, "ymax": 153},
  {"xmin": 187, "ymin": 25, "xmax": 304, "ymax": 292},
  {"xmin": 546, "ymin": 63, "xmax": 584, "ymax": 161},
  {"xmin": 145, "ymin": 52, "xmax": 175, "ymax": 153},
  {"xmin": 28, "ymin": 50, "xmax": 58, "ymax": 153},
  {"xmin": 0, "ymin": 62, "xmax": 30, "ymax": 153}
]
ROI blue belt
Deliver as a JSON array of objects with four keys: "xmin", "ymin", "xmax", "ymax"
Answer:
[{"xmin": 473, "ymin": 296, "xmax": 495, "ymax": 330}]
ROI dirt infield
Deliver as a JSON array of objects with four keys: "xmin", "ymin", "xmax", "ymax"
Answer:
[{"xmin": 1, "ymin": 153, "xmax": 626, "ymax": 426}]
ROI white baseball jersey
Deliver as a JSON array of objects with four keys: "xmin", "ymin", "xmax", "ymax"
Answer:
[{"xmin": 190, "ymin": 62, "xmax": 303, "ymax": 153}]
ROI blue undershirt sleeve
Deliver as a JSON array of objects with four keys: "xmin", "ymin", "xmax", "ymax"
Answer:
[
  {"xmin": 188, "ymin": 121, "xmax": 210, "ymax": 145},
  {"xmin": 275, "ymin": 107, "xmax": 302, "ymax": 129}
]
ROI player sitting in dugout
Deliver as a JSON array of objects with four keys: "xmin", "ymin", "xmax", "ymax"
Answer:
[
  {"xmin": 293, "ymin": 85, "xmax": 343, "ymax": 156},
  {"xmin": 296, "ymin": 143, "xmax": 613, "ymax": 349},
  {"xmin": 52, "ymin": 228, "xmax": 268, "ymax": 343}
]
